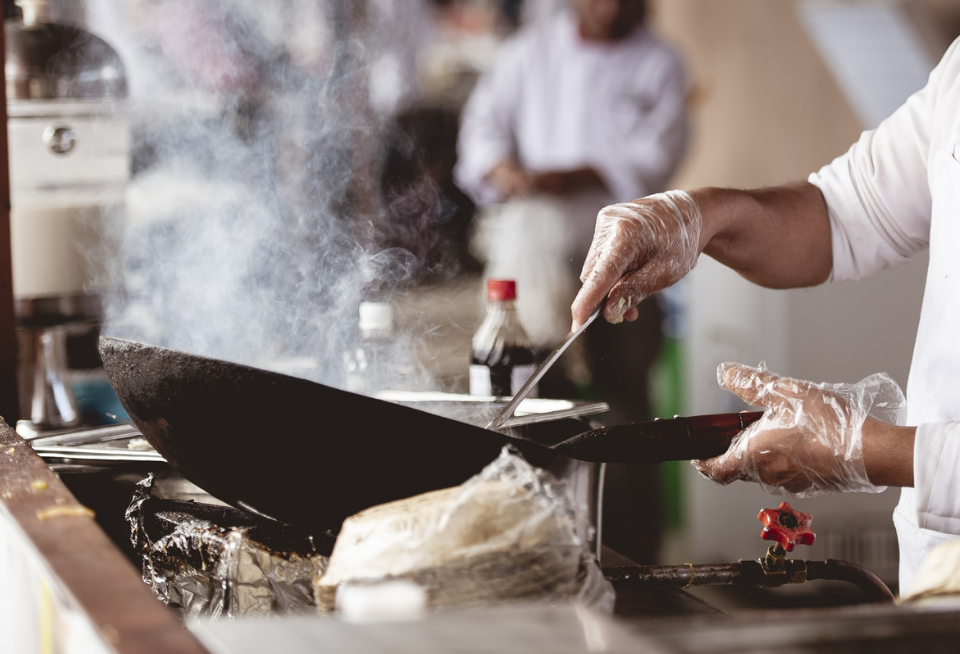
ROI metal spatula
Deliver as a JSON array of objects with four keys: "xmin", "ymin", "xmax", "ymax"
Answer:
[{"xmin": 487, "ymin": 304, "xmax": 602, "ymax": 430}]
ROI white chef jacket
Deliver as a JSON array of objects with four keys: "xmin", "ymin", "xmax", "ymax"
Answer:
[
  {"xmin": 809, "ymin": 37, "xmax": 960, "ymax": 592},
  {"xmin": 455, "ymin": 11, "xmax": 688, "ymax": 263}
]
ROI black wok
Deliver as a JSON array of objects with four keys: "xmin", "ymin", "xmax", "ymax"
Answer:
[
  {"xmin": 99, "ymin": 337, "xmax": 759, "ymax": 530},
  {"xmin": 99, "ymin": 337, "xmax": 570, "ymax": 529}
]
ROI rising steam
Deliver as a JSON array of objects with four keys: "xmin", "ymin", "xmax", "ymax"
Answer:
[{"xmin": 83, "ymin": 0, "xmax": 450, "ymax": 391}]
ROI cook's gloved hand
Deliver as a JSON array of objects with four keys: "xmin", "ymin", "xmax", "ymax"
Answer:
[
  {"xmin": 694, "ymin": 363, "xmax": 907, "ymax": 497},
  {"xmin": 571, "ymin": 190, "xmax": 702, "ymax": 329}
]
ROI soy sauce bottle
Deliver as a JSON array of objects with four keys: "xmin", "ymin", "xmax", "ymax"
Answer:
[{"xmin": 470, "ymin": 279, "xmax": 537, "ymax": 397}]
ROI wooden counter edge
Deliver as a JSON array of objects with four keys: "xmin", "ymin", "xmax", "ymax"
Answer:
[{"xmin": 0, "ymin": 418, "xmax": 209, "ymax": 654}]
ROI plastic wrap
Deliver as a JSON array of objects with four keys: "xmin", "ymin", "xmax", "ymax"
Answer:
[
  {"xmin": 126, "ymin": 475, "xmax": 329, "ymax": 620},
  {"xmin": 314, "ymin": 448, "xmax": 614, "ymax": 614},
  {"xmin": 902, "ymin": 539, "xmax": 960, "ymax": 604},
  {"xmin": 694, "ymin": 362, "xmax": 907, "ymax": 497},
  {"xmin": 573, "ymin": 190, "xmax": 702, "ymax": 326}
]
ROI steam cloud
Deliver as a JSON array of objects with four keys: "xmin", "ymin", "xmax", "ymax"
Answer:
[{"xmin": 83, "ymin": 0, "xmax": 452, "ymax": 391}]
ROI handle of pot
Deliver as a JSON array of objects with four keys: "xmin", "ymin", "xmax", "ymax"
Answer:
[
  {"xmin": 552, "ymin": 411, "xmax": 764, "ymax": 463},
  {"xmin": 645, "ymin": 410, "xmax": 764, "ymax": 461},
  {"xmin": 677, "ymin": 411, "xmax": 764, "ymax": 458}
]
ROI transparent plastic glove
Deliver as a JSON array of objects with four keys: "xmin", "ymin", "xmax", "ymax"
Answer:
[
  {"xmin": 694, "ymin": 363, "xmax": 907, "ymax": 497},
  {"xmin": 571, "ymin": 190, "xmax": 702, "ymax": 328}
]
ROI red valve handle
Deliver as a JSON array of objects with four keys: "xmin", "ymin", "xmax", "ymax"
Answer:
[{"xmin": 757, "ymin": 502, "xmax": 815, "ymax": 552}]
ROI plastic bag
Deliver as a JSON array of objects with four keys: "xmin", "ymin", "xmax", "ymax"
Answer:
[{"xmin": 314, "ymin": 448, "xmax": 614, "ymax": 614}]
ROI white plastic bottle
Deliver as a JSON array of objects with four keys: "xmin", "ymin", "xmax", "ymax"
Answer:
[{"xmin": 343, "ymin": 301, "xmax": 396, "ymax": 395}]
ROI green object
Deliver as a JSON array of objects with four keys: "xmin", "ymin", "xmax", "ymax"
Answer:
[{"xmin": 649, "ymin": 336, "xmax": 685, "ymax": 531}]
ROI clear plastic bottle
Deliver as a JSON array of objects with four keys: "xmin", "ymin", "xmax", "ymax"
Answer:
[
  {"xmin": 470, "ymin": 279, "xmax": 537, "ymax": 397},
  {"xmin": 343, "ymin": 301, "xmax": 396, "ymax": 395}
]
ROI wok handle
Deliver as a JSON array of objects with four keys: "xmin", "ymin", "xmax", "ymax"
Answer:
[
  {"xmin": 552, "ymin": 411, "xmax": 765, "ymax": 463},
  {"xmin": 679, "ymin": 410, "xmax": 765, "ymax": 456}
]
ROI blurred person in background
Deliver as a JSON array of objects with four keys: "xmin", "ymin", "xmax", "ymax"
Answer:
[{"xmin": 455, "ymin": 0, "xmax": 688, "ymax": 562}]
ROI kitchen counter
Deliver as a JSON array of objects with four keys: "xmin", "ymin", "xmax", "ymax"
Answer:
[
  {"xmin": 0, "ymin": 418, "xmax": 206, "ymax": 654},
  {"xmin": 188, "ymin": 599, "xmax": 960, "ymax": 654},
  {"xmin": 0, "ymin": 416, "xmax": 717, "ymax": 654},
  {"xmin": 5, "ymin": 418, "xmax": 960, "ymax": 653}
]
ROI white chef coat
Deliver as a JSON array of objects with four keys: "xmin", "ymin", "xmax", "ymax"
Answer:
[
  {"xmin": 455, "ymin": 11, "xmax": 688, "ymax": 264},
  {"xmin": 809, "ymin": 36, "xmax": 960, "ymax": 592}
]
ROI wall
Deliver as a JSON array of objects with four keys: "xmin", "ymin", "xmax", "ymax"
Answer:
[{"xmin": 657, "ymin": 0, "xmax": 865, "ymax": 189}]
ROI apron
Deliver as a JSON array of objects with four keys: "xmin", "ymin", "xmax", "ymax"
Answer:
[{"xmin": 896, "ymin": 143, "xmax": 960, "ymax": 592}]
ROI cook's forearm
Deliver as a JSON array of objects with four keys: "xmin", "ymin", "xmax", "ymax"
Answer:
[
  {"xmin": 692, "ymin": 182, "xmax": 833, "ymax": 289},
  {"xmin": 862, "ymin": 418, "xmax": 915, "ymax": 487}
]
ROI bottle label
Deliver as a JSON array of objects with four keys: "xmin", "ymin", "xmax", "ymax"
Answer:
[
  {"xmin": 511, "ymin": 364, "xmax": 537, "ymax": 398},
  {"xmin": 470, "ymin": 364, "xmax": 538, "ymax": 397},
  {"xmin": 469, "ymin": 364, "xmax": 492, "ymax": 396}
]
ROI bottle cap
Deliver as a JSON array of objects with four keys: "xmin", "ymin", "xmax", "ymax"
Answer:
[
  {"xmin": 486, "ymin": 279, "xmax": 517, "ymax": 302},
  {"xmin": 359, "ymin": 301, "xmax": 394, "ymax": 332}
]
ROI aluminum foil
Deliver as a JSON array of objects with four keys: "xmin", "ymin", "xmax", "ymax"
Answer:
[{"xmin": 126, "ymin": 475, "xmax": 328, "ymax": 620}]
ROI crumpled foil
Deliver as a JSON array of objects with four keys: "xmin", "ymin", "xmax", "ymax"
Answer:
[{"xmin": 126, "ymin": 474, "xmax": 329, "ymax": 620}]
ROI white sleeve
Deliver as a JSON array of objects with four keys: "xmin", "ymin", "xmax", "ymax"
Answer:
[
  {"xmin": 588, "ymin": 48, "xmax": 689, "ymax": 202},
  {"xmin": 915, "ymin": 421, "xmax": 960, "ymax": 535},
  {"xmin": 808, "ymin": 40, "xmax": 960, "ymax": 282},
  {"xmin": 454, "ymin": 39, "xmax": 525, "ymax": 206}
]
